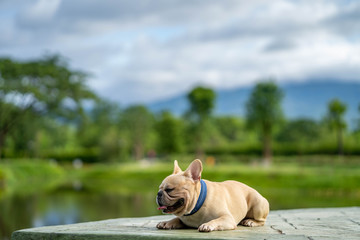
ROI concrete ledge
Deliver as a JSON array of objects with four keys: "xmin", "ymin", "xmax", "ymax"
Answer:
[{"xmin": 12, "ymin": 207, "xmax": 360, "ymax": 240}]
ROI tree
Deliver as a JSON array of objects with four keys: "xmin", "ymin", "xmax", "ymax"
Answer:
[
  {"xmin": 214, "ymin": 116, "xmax": 245, "ymax": 142},
  {"xmin": 276, "ymin": 119, "xmax": 321, "ymax": 143},
  {"xmin": 77, "ymin": 100, "xmax": 124, "ymax": 162},
  {"xmin": 78, "ymin": 100, "xmax": 120, "ymax": 148},
  {"xmin": 155, "ymin": 111, "xmax": 183, "ymax": 155},
  {"xmin": 246, "ymin": 81, "xmax": 284, "ymax": 165},
  {"xmin": 326, "ymin": 99, "xmax": 347, "ymax": 155},
  {"xmin": 187, "ymin": 86, "xmax": 216, "ymax": 120},
  {"xmin": 0, "ymin": 55, "xmax": 96, "ymax": 158},
  {"xmin": 120, "ymin": 105, "xmax": 154, "ymax": 160},
  {"xmin": 186, "ymin": 86, "xmax": 216, "ymax": 157},
  {"xmin": 6, "ymin": 109, "xmax": 42, "ymax": 157}
]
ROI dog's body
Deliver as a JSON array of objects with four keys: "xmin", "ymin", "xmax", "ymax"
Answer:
[{"xmin": 156, "ymin": 159, "xmax": 269, "ymax": 232}]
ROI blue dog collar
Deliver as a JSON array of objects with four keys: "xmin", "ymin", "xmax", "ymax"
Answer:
[{"xmin": 184, "ymin": 179, "xmax": 207, "ymax": 216}]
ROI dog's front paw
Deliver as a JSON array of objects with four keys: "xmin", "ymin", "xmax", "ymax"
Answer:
[
  {"xmin": 156, "ymin": 221, "xmax": 171, "ymax": 229},
  {"xmin": 156, "ymin": 218, "xmax": 184, "ymax": 230},
  {"xmin": 198, "ymin": 223, "xmax": 215, "ymax": 232}
]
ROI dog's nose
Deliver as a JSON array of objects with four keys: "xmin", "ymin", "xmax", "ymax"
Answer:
[{"xmin": 157, "ymin": 190, "xmax": 163, "ymax": 198}]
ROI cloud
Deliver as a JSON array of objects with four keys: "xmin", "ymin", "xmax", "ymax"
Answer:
[
  {"xmin": 263, "ymin": 39, "xmax": 296, "ymax": 52},
  {"xmin": 17, "ymin": 0, "xmax": 61, "ymax": 28},
  {"xmin": 323, "ymin": 2, "xmax": 360, "ymax": 36},
  {"xmin": 0, "ymin": 0, "xmax": 359, "ymax": 104}
]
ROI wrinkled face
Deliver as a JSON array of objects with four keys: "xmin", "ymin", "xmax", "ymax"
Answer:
[{"xmin": 156, "ymin": 174, "xmax": 195, "ymax": 216}]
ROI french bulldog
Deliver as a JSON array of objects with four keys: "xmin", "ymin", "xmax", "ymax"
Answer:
[{"xmin": 156, "ymin": 159, "xmax": 269, "ymax": 232}]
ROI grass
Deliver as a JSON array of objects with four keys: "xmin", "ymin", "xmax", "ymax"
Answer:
[
  {"xmin": 0, "ymin": 159, "xmax": 66, "ymax": 196},
  {"xmin": 75, "ymin": 161, "xmax": 360, "ymax": 192}
]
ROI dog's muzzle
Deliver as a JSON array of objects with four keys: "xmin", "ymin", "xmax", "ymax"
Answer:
[{"xmin": 156, "ymin": 190, "xmax": 164, "ymax": 206}]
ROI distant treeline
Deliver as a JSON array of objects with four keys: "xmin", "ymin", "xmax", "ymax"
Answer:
[{"xmin": 1, "ymin": 55, "xmax": 359, "ymax": 163}]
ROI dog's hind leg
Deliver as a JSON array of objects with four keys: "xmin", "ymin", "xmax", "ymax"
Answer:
[
  {"xmin": 198, "ymin": 215, "xmax": 237, "ymax": 232},
  {"xmin": 240, "ymin": 197, "xmax": 269, "ymax": 227},
  {"xmin": 240, "ymin": 218, "xmax": 265, "ymax": 227}
]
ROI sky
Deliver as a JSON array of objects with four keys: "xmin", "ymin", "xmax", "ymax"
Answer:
[{"xmin": 1, "ymin": 0, "xmax": 360, "ymax": 105}]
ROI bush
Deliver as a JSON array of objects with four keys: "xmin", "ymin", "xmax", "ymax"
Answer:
[
  {"xmin": 0, "ymin": 168, "xmax": 5, "ymax": 190},
  {"xmin": 203, "ymin": 141, "xmax": 360, "ymax": 156},
  {"xmin": 205, "ymin": 143, "xmax": 262, "ymax": 155},
  {"xmin": 0, "ymin": 159, "xmax": 66, "ymax": 193},
  {"xmin": 43, "ymin": 148, "xmax": 100, "ymax": 163}
]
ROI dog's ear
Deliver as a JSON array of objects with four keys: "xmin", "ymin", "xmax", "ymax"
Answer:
[
  {"xmin": 173, "ymin": 160, "xmax": 182, "ymax": 174},
  {"xmin": 184, "ymin": 159, "xmax": 203, "ymax": 182}
]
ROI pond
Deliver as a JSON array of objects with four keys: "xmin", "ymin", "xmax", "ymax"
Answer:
[
  {"xmin": 0, "ymin": 189, "xmax": 159, "ymax": 240},
  {"xmin": 1, "ymin": 184, "xmax": 358, "ymax": 240}
]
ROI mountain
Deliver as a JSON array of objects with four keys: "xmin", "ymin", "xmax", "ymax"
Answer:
[{"xmin": 148, "ymin": 81, "xmax": 360, "ymax": 127}]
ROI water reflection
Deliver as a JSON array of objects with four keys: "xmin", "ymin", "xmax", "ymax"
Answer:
[
  {"xmin": 0, "ymin": 190, "xmax": 159, "ymax": 240},
  {"xmin": 32, "ymin": 196, "xmax": 80, "ymax": 227}
]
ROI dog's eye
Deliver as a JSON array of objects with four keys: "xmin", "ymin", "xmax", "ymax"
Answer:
[{"xmin": 165, "ymin": 188, "xmax": 174, "ymax": 193}]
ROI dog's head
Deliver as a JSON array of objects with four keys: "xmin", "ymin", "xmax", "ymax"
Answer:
[{"xmin": 156, "ymin": 159, "xmax": 203, "ymax": 216}]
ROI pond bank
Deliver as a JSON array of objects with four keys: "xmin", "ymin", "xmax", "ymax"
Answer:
[{"xmin": 12, "ymin": 207, "xmax": 360, "ymax": 240}]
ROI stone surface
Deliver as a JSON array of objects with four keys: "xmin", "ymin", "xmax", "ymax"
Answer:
[{"xmin": 12, "ymin": 207, "xmax": 360, "ymax": 240}]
